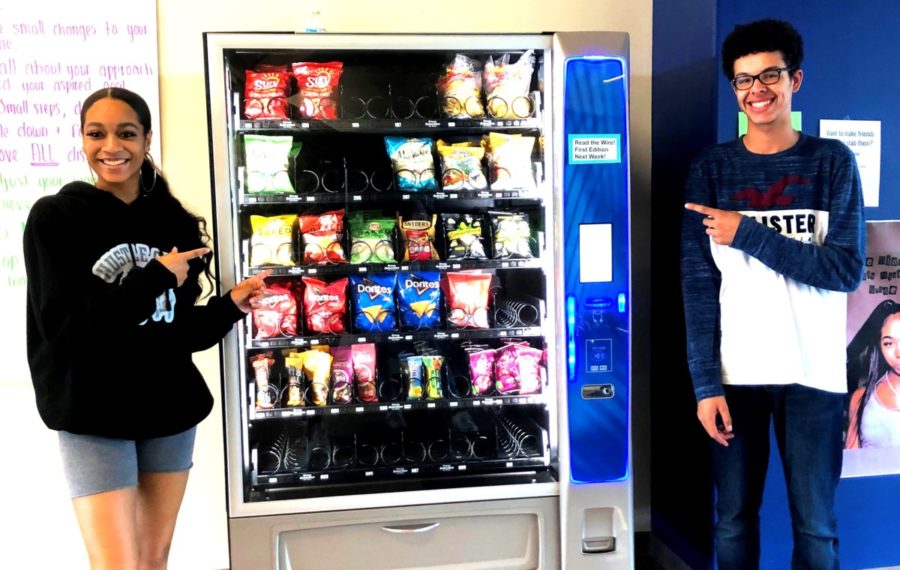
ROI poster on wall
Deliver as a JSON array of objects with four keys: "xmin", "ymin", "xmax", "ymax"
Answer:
[
  {"xmin": 820, "ymin": 119, "xmax": 881, "ymax": 208},
  {"xmin": 843, "ymin": 220, "xmax": 900, "ymax": 478},
  {"xmin": 0, "ymin": 2, "xmax": 160, "ymax": 387}
]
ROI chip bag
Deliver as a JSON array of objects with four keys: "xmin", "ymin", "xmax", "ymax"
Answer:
[
  {"xmin": 301, "ymin": 276, "xmax": 348, "ymax": 334},
  {"xmin": 436, "ymin": 139, "xmax": 488, "ymax": 191},
  {"xmin": 244, "ymin": 135, "xmax": 299, "ymax": 194},
  {"xmin": 481, "ymin": 132, "xmax": 536, "ymax": 192},
  {"xmin": 444, "ymin": 271, "xmax": 492, "ymax": 329},
  {"xmin": 249, "ymin": 214, "xmax": 296, "ymax": 266},
  {"xmin": 483, "ymin": 50, "xmax": 535, "ymax": 119},
  {"xmin": 244, "ymin": 67, "xmax": 291, "ymax": 120},
  {"xmin": 349, "ymin": 214, "xmax": 396, "ymax": 264},
  {"xmin": 490, "ymin": 212, "xmax": 533, "ymax": 259},
  {"xmin": 398, "ymin": 214, "xmax": 439, "ymax": 262},
  {"xmin": 397, "ymin": 271, "xmax": 441, "ymax": 330},
  {"xmin": 291, "ymin": 61, "xmax": 344, "ymax": 119},
  {"xmin": 442, "ymin": 213, "xmax": 487, "ymax": 260},
  {"xmin": 436, "ymin": 54, "xmax": 485, "ymax": 119},
  {"xmin": 250, "ymin": 284, "xmax": 298, "ymax": 339},
  {"xmin": 349, "ymin": 273, "xmax": 397, "ymax": 333},
  {"xmin": 385, "ymin": 137, "xmax": 437, "ymax": 192}
]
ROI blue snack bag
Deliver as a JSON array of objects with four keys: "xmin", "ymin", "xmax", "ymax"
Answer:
[
  {"xmin": 397, "ymin": 271, "xmax": 442, "ymax": 329},
  {"xmin": 385, "ymin": 136, "xmax": 437, "ymax": 191},
  {"xmin": 350, "ymin": 273, "xmax": 397, "ymax": 332}
]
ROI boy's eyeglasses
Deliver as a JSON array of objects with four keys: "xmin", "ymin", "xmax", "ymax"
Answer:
[{"xmin": 731, "ymin": 67, "xmax": 793, "ymax": 90}]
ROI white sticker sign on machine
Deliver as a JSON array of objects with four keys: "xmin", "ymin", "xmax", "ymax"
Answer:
[
  {"xmin": 579, "ymin": 223, "xmax": 612, "ymax": 283},
  {"xmin": 568, "ymin": 134, "xmax": 621, "ymax": 164}
]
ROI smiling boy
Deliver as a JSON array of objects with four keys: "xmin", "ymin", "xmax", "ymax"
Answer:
[{"xmin": 680, "ymin": 19, "xmax": 866, "ymax": 569}]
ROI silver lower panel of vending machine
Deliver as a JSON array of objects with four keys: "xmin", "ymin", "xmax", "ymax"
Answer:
[{"xmin": 229, "ymin": 496, "xmax": 560, "ymax": 570}]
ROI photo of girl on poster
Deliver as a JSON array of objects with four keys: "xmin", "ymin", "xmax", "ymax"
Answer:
[{"xmin": 846, "ymin": 299, "xmax": 900, "ymax": 449}]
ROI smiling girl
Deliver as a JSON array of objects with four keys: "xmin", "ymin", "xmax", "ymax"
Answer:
[{"xmin": 24, "ymin": 88, "xmax": 269, "ymax": 569}]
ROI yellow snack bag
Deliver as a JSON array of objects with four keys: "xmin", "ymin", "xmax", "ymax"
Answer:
[{"xmin": 249, "ymin": 214, "xmax": 296, "ymax": 266}]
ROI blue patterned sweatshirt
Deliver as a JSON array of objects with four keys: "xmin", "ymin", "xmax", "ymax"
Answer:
[{"xmin": 681, "ymin": 133, "xmax": 865, "ymax": 401}]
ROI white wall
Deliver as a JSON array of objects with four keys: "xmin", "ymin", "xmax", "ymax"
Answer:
[{"xmin": 4, "ymin": 2, "xmax": 652, "ymax": 568}]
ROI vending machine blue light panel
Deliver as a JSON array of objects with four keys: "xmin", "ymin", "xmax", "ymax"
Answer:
[{"xmin": 563, "ymin": 56, "xmax": 630, "ymax": 484}]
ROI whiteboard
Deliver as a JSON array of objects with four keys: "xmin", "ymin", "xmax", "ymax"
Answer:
[{"xmin": 0, "ymin": 1, "xmax": 160, "ymax": 387}]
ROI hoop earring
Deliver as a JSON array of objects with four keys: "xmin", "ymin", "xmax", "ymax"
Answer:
[{"xmin": 141, "ymin": 153, "xmax": 158, "ymax": 195}]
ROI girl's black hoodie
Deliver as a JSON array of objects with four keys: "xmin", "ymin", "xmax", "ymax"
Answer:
[{"xmin": 24, "ymin": 181, "xmax": 244, "ymax": 439}]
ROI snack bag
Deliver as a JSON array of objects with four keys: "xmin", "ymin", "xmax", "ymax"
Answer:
[
  {"xmin": 283, "ymin": 353, "xmax": 306, "ymax": 407},
  {"xmin": 350, "ymin": 273, "xmax": 397, "ymax": 333},
  {"xmin": 244, "ymin": 134, "xmax": 298, "ymax": 194},
  {"xmin": 244, "ymin": 67, "xmax": 291, "ymax": 120},
  {"xmin": 423, "ymin": 355, "xmax": 444, "ymax": 400},
  {"xmin": 349, "ymin": 214, "xmax": 396, "ymax": 264},
  {"xmin": 490, "ymin": 212, "xmax": 533, "ymax": 259},
  {"xmin": 398, "ymin": 214, "xmax": 439, "ymax": 262},
  {"xmin": 436, "ymin": 139, "xmax": 487, "ymax": 191},
  {"xmin": 397, "ymin": 271, "xmax": 442, "ymax": 330},
  {"xmin": 467, "ymin": 348, "xmax": 496, "ymax": 396},
  {"xmin": 444, "ymin": 271, "xmax": 492, "ymax": 329},
  {"xmin": 303, "ymin": 349, "xmax": 334, "ymax": 407},
  {"xmin": 249, "ymin": 214, "xmax": 296, "ymax": 266},
  {"xmin": 250, "ymin": 284, "xmax": 298, "ymax": 339},
  {"xmin": 483, "ymin": 50, "xmax": 535, "ymax": 119},
  {"xmin": 330, "ymin": 346, "xmax": 353, "ymax": 405},
  {"xmin": 291, "ymin": 61, "xmax": 344, "ymax": 119},
  {"xmin": 481, "ymin": 132, "xmax": 536, "ymax": 192},
  {"xmin": 442, "ymin": 213, "xmax": 487, "ymax": 260},
  {"xmin": 385, "ymin": 137, "xmax": 437, "ymax": 191},
  {"xmin": 301, "ymin": 276, "xmax": 348, "ymax": 334},
  {"xmin": 436, "ymin": 54, "xmax": 485, "ymax": 119},
  {"xmin": 251, "ymin": 352, "xmax": 278, "ymax": 409},
  {"xmin": 494, "ymin": 343, "xmax": 521, "ymax": 395},
  {"xmin": 351, "ymin": 343, "xmax": 378, "ymax": 403},
  {"xmin": 298, "ymin": 210, "xmax": 346, "ymax": 265},
  {"xmin": 401, "ymin": 355, "xmax": 425, "ymax": 401},
  {"xmin": 517, "ymin": 346, "xmax": 543, "ymax": 395}
]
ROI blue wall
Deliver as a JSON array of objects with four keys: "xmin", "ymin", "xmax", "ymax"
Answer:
[
  {"xmin": 652, "ymin": 1, "xmax": 900, "ymax": 568},
  {"xmin": 650, "ymin": 0, "xmax": 718, "ymax": 567}
]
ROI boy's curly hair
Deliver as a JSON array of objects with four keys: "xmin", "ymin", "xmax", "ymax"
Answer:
[{"xmin": 722, "ymin": 19, "xmax": 804, "ymax": 79}]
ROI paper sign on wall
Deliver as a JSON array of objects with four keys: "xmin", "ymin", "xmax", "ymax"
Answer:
[{"xmin": 820, "ymin": 119, "xmax": 881, "ymax": 207}]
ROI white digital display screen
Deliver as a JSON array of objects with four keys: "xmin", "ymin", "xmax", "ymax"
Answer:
[{"xmin": 579, "ymin": 223, "xmax": 613, "ymax": 283}]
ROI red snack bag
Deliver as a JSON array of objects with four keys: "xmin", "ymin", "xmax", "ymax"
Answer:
[
  {"xmin": 444, "ymin": 271, "xmax": 492, "ymax": 329},
  {"xmin": 351, "ymin": 343, "xmax": 378, "ymax": 403},
  {"xmin": 298, "ymin": 210, "xmax": 347, "ymax": 264},
  {"xmin": 250, "ymin": 284, "xmax": 298, "ymax": 339},
  {"xmin": 302, "ymin": 276, "xmax": 348, "ymax": 334},
  {"xmin": 244, "ymin": 68, "xmax": 291, "ymax": 120},
  {"xmin": 298, "ymin": 210, "xmax": 344, "ymax": 234},
  {"xmin": 302, "ymin": 231, "xmax": 346, "ymax": 265},
  {"xmin": 291, "ymin": 61, "xmax": 344, "ymax": 119}
]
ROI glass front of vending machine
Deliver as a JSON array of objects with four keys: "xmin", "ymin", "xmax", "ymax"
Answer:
[{"xmin": 204, "ymin": 31, "xmax": 631, "ymax": 570}]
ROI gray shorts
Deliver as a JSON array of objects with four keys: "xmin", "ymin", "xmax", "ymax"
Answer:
[{"xmin": 58, "ymin": 427, "xmax": 197, "ymax": 498}]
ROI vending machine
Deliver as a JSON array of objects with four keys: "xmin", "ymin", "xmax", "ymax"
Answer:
[{"xmin": 203, "ymin": 31, "xmax": 631, "ymax": 569}]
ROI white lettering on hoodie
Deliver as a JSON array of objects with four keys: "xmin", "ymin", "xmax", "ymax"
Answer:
[{"xmin": 91, "ymin": 243, "xmax": 176, "ymax": 324}]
